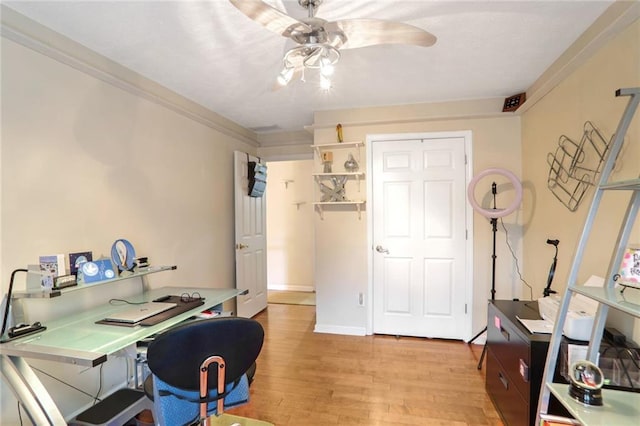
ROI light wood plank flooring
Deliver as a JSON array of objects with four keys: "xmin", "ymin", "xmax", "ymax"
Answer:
[{"xmin": 227, "ymin": 304, "xmax": 504, "ymax": 425}]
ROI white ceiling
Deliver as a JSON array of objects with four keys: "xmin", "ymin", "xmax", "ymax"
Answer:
[{"xmin": 4, "ymin": 0, "xmax": 614, "ymax": 134}]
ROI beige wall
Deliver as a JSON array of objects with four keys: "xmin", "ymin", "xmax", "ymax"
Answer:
[
  {"xmin": 312, "ymin": 106, "xmax": 522, "ymax": 336},
  {"xmin": 1, "ymin": 37, "xmax": 256, "ymax": 291},
  {"xmin": 265, "ymin": 160, "xmax": 315, "ymax": 291},
  {"xmin": 1, "ymin": 36, "xmax": 255, "ymax": 422},
  {"xmin": 522, "ymin": 20, "xmax": 640, "ymax": 340}
]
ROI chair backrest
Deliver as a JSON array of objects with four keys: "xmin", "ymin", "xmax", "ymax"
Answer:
[{"xmin": 147, "ymin": 317, "xmax": 264, "ymax": 392}]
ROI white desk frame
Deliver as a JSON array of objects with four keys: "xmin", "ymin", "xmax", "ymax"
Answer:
[{"xmin": 0, "ymin": 285, "xmax": 242, "ymax": 425}]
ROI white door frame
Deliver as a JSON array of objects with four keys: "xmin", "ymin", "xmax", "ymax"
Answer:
[{"xmin": 366, "ymin": 131, "xmax": 474, "ymax": 341}]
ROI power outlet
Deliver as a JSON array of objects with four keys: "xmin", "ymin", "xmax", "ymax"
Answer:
[{"xmin": 358, "ymin": 292, "xmax": 364, "ymax": 306}]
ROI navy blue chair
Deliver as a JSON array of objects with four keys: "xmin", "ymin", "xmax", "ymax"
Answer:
[{"xmin": 145, "ymin": 317, "xmax": 268, "ymax": 426}]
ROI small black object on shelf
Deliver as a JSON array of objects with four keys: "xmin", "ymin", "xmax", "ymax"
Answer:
[
  {"xmin": 8, "ymin": 321, "xmax": 46, "ymax": 339},
  {"xmin": 543, "ymin": 239, "xmax": 560, "ymax": 297}
]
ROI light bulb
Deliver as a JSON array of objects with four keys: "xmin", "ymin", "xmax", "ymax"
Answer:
[
  {"xmin": 320, "ymin": 74, "xmax": 331, "ymax": 90},
  {"xmin": 277, "ymin": 66, "xmax": 294, "ymax": 86},
  {"xmin": 320, "ymin": 57, "xmax": 334, "ymax": 76}
]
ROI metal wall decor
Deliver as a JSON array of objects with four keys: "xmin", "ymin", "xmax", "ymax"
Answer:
[
  {"xmin": 319, "ymin": 176, "xmax": 348, "ymax": 202},
  {"xmin": 547, "ymin": 121, "xmax": 610, "ymax": 211}
]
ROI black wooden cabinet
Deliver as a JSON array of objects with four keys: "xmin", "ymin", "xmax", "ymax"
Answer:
[{"xmin": 485, "ymin": 300, "xmax": 552, "ymax": 426}]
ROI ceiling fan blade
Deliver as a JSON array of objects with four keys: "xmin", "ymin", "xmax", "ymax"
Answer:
[
  {"xmin": 327, "ymin": 19, "xmax": 437, "ymax": 49},
  {"xmin": 229, "ymin": 0, "xmax": 311, "ymax": 36}
]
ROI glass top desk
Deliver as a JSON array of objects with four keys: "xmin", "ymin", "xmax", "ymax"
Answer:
[{"xmin": 0, "ymin": 285, "xmax": 243, "ymax": 425}]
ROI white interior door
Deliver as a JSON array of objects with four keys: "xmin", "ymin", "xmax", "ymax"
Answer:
[
  {"xmin": 372, "ymin": 135, "xmax": 469, "ymax": 339},
  {"xmin": 234, "ymin": 151, "xmax": 268, "ymax": 318}
]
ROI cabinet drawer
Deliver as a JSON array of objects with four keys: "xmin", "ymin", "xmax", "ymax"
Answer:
[
  {"xmin": 487, "ymin": 305, "xmax": 531, "ymax": 400},
  {"xmin": 486, "ymin": 348, "xmax": 529, "ymax": 426}
]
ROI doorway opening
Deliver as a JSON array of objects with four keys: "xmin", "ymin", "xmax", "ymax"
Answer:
[{"xmin": 265, "ymin": 159, "xmax": 316, "ymax": 306}]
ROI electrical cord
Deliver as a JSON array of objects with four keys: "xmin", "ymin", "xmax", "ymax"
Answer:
[
  {"xmin": 31, "ymin": 365, "xmax": 103, "ymax": 402},
  {"xmin": 17, "ymin": 401, "xmax": 24, "ymax": 425},
  {"xmin": 16, "ymin": 366, "xmax": 104, "ymax": 424},
  {"xmin": 499, "ymin": 217, "xmax": 533, "ymax": 301},
  {"xmin": 94, "ymin": 363, "xmax": 104, "ymax": 405},
  {"xmin": 108, "ymin": 299, "xmax": 146, "ymax": 305},
  {"xmin": 523, "ymin": 301, "xmax": 539, "ymax": 312}
]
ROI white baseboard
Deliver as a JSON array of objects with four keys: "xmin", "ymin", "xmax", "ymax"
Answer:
[
  {"xmin": 314, "ymin": 324, "xmax": 366, "ymax": 336},
  {"xmin": 268, "ymin": 284, "xmax": 315, "ymax": 292}
]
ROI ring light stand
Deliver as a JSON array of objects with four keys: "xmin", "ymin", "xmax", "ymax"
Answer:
[
  {"xmin": 467, "ymin": 183, "xmax": 498, "ymax": 369},
  {"xmin": 466, "ymin": 168, "xmax": 523, "ymax": 370}
]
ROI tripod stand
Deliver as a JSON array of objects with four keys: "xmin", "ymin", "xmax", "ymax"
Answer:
[{"xmin": 468, "ymin": 182, "xmax": 498, "ymax": 370}]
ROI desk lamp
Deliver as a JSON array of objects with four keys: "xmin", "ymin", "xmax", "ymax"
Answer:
[{"xmin": 1, "ymin": 269, "xmax": 46, "ymax": 341}]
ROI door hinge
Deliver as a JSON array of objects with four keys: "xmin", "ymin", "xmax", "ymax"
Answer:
[
  {"xmin": 465, "ymin": 229, "xmax": 468, "ymax": 240},
  {"xmin": 465, "ymin": 155, "xmax": 468, "ymax": 165},
  {"xmin": 465, "ymin": 303, "xmax": 468, "ymax": 314}
]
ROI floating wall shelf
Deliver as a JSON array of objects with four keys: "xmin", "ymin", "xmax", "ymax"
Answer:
[{"xmin": 313, "ymin": 201, "xmax": 366, "ymax": 220}]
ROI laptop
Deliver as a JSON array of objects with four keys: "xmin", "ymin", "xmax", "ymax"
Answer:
[{"xmin": 105, "ymin": 302, "xmax": 177, "ymax": 324}]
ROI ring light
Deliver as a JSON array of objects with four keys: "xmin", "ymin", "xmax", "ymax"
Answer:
[{"xmin": 467, "ymin": 168, "xmax": 522, "ymax": 218}]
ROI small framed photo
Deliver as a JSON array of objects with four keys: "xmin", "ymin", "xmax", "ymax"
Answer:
[{"xmin": 69, "ymin": 251, "xmax": 93, "ymax": 275}]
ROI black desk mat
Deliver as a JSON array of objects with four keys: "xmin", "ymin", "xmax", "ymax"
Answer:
[{"xmin": 96, "ymin": 296, "xmax": 205, "ymax": 327}]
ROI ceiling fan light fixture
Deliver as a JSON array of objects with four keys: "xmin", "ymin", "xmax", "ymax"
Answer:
[
  {"xmin": 229, "ymin": 0, "xmax": 438, "ymax": 91},
  {"xmin": 280, "ymin": 43, "xmax": 339, "ymax": 89}
]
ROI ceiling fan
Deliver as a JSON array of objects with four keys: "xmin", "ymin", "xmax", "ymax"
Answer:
[{"xmin": 229, "ymin": 0, "xmax": 437, "ymax": 89}]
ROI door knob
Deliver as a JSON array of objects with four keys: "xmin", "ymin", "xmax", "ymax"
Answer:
[
  {"xmin": 375, "ymin": 245, "xmax": 389, "ymax": 254},
  {"xmin": 236, "ymin": 243, "xmax": 249, "ymax": 250}
]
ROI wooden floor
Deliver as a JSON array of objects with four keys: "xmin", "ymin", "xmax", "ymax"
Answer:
[{"xmin": 227, "ymin": 304, "xmax": 504, "ymax": 425}]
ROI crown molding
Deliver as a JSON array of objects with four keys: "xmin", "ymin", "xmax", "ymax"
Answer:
[
  {"xmin": 306, "ymin": 97, "xmax": 508, "ymax": 131},
  {"xmin": 519, "ymin": 0, "xmax": 640, "ymax": 114},
  {"xmin": 1, "ymin": 5, "xmax": 259, "ymax": 147}
]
